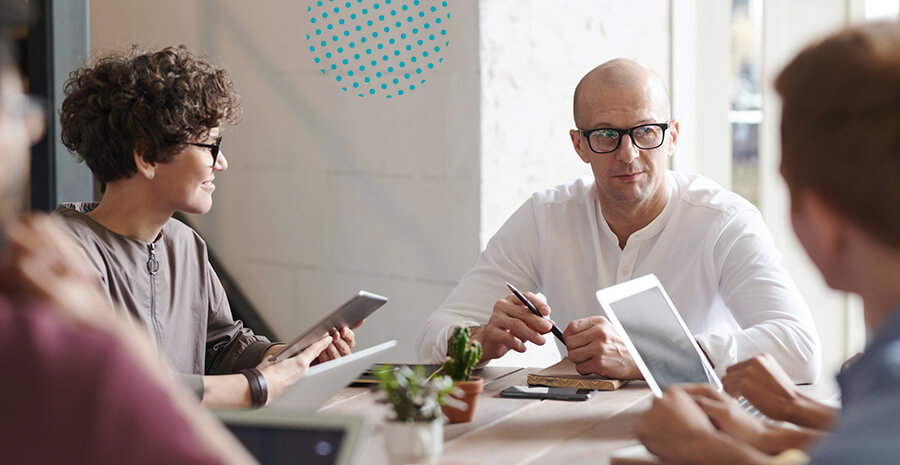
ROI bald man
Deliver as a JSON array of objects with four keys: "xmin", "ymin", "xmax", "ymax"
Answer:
[{"xmin": 416, "ymin": 59, "xmax": 820, "ymax": 383}]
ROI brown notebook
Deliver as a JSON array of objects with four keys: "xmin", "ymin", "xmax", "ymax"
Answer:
[{"xmin": 527, "ymin": 357, "xmax": 625, "ymax": 391}]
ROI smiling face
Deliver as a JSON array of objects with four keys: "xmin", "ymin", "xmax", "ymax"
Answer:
[
  {"xmin": 569, "ymin": 60, "xmax": 677, "ymax": 215},
  {"xmin": 150, "ymin": 127, "xmax": 228, "ymax": 215}
]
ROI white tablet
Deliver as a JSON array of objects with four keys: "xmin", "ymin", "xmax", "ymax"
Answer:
[
  {"xmin": 595, "ymin": 274, "xmax": 719, "ymax": 397},
  {"xmin": 270, "ymin": 340, "xmax": 398, "ymax": 412},
  {"xmin": 270, "ymin": 290, "xmax": 388, "ymax": 363}
]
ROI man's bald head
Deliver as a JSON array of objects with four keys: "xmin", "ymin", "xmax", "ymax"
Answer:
[{"xmin": 573, "ymin": 58, "xmax": 671, "ymax": 129}]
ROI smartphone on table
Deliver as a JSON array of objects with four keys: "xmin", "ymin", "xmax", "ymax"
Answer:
[{"xmin": 500, "ymin": 385, "xmax": 597, "ymax": 401}]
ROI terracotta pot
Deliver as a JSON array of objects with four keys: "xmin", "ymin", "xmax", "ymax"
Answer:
[{"xmin": 441, "ymin": 377, "xmax": 484, "ymax": 423}]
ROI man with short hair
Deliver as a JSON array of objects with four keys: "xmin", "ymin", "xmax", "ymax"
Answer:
[
  {"xmin": 635, "ymin": 21, "xmax": 900, "ymax": 465},
  {"xmin": 417, "ymin": 58, "xmax": 821, "ymax": 383}
]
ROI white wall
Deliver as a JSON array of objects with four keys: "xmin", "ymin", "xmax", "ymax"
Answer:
[
  {"xmin": 480, "ymin": 0, "xmax": 671, "ymax": 246},
  {"xmin": 91, "ymin": 0, "xmax": 481, "ymax": 362},
  {"xmin": 89, "ymin": 0, "xmax": 877, "ymax": 373}
]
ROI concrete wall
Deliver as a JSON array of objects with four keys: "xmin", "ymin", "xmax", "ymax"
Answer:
[
  {"xmin": 89, "ymin": 0, "xmax": 875, "ymax": 373},
  {"xmin": 480, "ymin": 0, "xmax": 671, "ymax": 246},
  {"xmin": 91, "ymin": 0, "xmax": 481, "ymax": 361}
]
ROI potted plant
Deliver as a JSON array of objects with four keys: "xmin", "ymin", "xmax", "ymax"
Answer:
[
  {"xmin": 440, "ymin": 326, "xmax": 484, "ymax": 423},
  {"xmin": 374, "ymin": 364, "xmax": 455, "ymax": 465}
]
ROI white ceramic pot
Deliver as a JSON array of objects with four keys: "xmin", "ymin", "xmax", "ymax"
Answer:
[{"xmin": 382, "ymin": 419, "xmax": 443, "ymax": 464}]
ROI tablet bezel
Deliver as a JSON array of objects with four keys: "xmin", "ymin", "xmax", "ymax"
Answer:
[
  {"xmin": 594, "ymin": 273, "xmax": 720, "ymax": 397},
  {"xmin": 270, "ymin": 290, "xmax": 388, "ymax": 363}
]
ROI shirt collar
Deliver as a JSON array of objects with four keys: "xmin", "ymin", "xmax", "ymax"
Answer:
[{"xmin": 594, "ymin": 171, "xmax": 677, "ymax": 246}]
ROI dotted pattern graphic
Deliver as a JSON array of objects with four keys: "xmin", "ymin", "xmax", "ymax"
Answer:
[{"xmin": 306, "ymin": 0, "xmax": 450, "ymax": 98}]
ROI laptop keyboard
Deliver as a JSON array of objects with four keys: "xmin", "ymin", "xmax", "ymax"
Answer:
[{"xmin": 737, "ymin": 396, "xmax": 768, "ymax": 420}]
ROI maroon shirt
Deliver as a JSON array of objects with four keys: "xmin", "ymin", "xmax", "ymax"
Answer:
[{"xmin": 0, "ymin": 297, "xmax": 227, "ymax": 464}]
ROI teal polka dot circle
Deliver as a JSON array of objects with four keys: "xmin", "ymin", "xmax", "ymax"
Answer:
[{"xmin": 306, "ymin": 0, "xmax": 450, "ymax": 98}]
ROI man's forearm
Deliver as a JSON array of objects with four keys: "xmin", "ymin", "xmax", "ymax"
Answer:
[
  {"xmin": 466, "ymin": 325, "xmax": 493, "ymax": 365},
  {"xmin": 757, "ymin": 423, "xmax": 826, "ymax": 455},
  {"xmin": 785, "ymin": 392, "xmax": 838, "ymax": 429},
  {"xmin": 652, "ymin": 430, "xmax": 773, "ymax": 465}
]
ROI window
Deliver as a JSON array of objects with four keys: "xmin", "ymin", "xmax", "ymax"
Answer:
[{"xmin": 729, "ymin": 0, "xmax": 763, "ymax": 206}]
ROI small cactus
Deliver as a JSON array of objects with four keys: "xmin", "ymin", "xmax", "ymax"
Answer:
[{"xmin": 443, "ymin": 326, "xmax": 483, "ymax": 382}]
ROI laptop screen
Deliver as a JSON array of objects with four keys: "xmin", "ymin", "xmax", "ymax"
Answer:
[
  {"xmin": 608, "ymin": 286, "xmax": 712, "ymax": 392},
  {"xmin": 227, "ymin": 424, "xmax": 346, "ymax": 465}
]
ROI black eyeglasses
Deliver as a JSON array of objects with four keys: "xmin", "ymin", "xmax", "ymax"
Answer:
[
  {"xmin": 578, "ymin": 122, "xmax": 670, "ymax": 154},
  {"xmin": 188, "ymin": 136, "xmax": 223, "ymax": 165}
]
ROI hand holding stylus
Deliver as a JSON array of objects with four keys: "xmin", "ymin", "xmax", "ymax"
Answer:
[
  {"xmin": 505, "ymin": 282, "xmax": 566, "ymax": 344},
  {"xmin": 467, "ymin": 282, "xmax": 562, "ymax": 362}
]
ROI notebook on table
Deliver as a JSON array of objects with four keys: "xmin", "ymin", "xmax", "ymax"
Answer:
[
  {"xmin": 527, "ymin": 357, "xmax": 624, "ymax": 390},
  {"xmin": 217, "ymin": 409, "xmax": 366, "ymax": 465}
]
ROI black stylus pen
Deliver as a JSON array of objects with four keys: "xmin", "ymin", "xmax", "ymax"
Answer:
[{"xmin": 505, "ymin": 282, "xmax": 566, "ymax": 344}]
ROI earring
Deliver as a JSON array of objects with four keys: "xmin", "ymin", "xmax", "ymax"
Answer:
[{"xmin": 148, "ymin": 173, "xmax": 154, "ymax": 180}]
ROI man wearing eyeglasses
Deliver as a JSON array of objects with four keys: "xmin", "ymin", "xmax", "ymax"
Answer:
[{"xmin": 417, "ymin": 58, "xmax": 821, "ymax": 384}]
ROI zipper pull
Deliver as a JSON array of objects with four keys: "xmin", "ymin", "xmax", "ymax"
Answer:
[{"xmin": 146, "ymin": 243, "xmax": 159, "ymax": 275}]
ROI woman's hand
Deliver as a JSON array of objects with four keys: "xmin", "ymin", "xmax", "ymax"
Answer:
[
  {"xmin": 256, "ymin": 334, "xmax": 333, "ymax": 402},
  {"xmin": 316, "ymin": 326, "xmax": 357, "ymax": 363}
]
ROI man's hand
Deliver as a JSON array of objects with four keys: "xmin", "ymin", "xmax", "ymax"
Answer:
[
  {"xmin": 562, "ymin": 316, "xmax": 641, "ymax": 378},
  {"xmin": 681, "ymin": 384, "xmax": 770, "ymax": 452},
  {"xmin": 723, "ymin": 353, "xmax": 836, "ymax": 429},
  {"xmin": 470, "ymin": 292, "xmax": 554, "ymax": 362},
  {"xmin": 636, "ymin": 386, "xmax": 720, "ymax": 464},
  {"xmin": 722, "ymin": 354, "xmax": 798, "ymax": 421},
  {"xmin": 256, "ymin": 334, "xmax": 333, "ymax": 402},
  {"xmin": 636, "ymin": 386, "xmax": 773, "ymax": 465}
]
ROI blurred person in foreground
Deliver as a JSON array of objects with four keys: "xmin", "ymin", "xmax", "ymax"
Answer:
[{"xmin": 635, "ymin": 21, "xmax": 900, "ymax": 465}]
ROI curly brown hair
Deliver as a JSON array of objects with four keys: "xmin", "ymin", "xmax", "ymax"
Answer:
[{"xmin": 60, "ymin": 45, "xmax": 241, "ymax": 184}]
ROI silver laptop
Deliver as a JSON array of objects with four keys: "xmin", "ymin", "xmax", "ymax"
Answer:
[
  {"xmin": 269, "ymin": 340, "xmax": 398, "ymax": 411},
  {"xmin": 594, "ymin": 274, "xmax": 721, "ymax": 396},
  {"xmin": 217, "ymin": 409, "xmax": 366, "ymax": 465}
]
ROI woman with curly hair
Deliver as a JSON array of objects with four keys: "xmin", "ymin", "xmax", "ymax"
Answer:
[{"xmin": 53, "ymin": 45, "xmax": 355, "ymax": 408}]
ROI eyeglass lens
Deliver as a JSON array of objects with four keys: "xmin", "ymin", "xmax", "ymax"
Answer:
[
  {"xmin": 210, "ymin": 137, "xmax": 221, "ymax": 165},
  {"xmin": 588, "ymin": 125, "xmax": 665, "ymax": 153}
]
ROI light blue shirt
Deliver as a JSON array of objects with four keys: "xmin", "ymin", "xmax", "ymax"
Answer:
[{"xmin": 808, "ymin": 305, "xmax": 900, "ymax": 464}]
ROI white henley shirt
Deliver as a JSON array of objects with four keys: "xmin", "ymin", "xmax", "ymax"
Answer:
[{"xmin": 416, "ymin": 172, "xmax": 821, "ymax": 383}]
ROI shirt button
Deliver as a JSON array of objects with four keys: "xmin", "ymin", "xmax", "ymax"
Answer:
[{"xmin": 621, "ymin": 268, "xmax": 629, "ymax": 276}]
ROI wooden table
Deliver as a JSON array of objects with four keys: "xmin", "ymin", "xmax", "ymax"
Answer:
[{"xmin": 320, "ymin": 367, "xmax": 654, "ymax": 465}]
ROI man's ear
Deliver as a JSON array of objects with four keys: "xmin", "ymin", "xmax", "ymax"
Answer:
[
  {"xmin": 794, "ymin": 190, "xmax": 850, "ymax": 269},
  {"xmin": 570, "ymin": 129, "xmax": 591, "ymax": 164},
  {"xmin": 666, "ymin": 119, "xmax": 679, "ymax": 158},
  {"xmin": 133, "ymin": 149, "xmax": 157, "ymax": 180}
]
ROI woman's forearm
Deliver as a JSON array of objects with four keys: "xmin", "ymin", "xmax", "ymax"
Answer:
[{"xmin": 201, "ymin": 374, "xmax": 253, "ymax": 408}]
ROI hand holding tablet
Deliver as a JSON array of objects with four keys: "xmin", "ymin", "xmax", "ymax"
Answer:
[{"xmin": 269, "ymin": 290, "xmax": 388, "ymax": 363}]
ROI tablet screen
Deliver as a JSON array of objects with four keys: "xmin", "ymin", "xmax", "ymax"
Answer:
[
  {"xmin": 608, "ymin": 287, "xmax": 712, "ymax": 392},
  {"xmin": 227, "ymin": 425, "xmax": 346, "ymax": 465}
]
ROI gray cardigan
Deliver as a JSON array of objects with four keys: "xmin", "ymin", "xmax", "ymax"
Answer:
[{"xmin": 54, "ymin": 202, "xmax": 275, "ymax": 398}]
